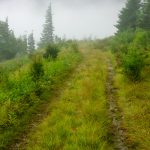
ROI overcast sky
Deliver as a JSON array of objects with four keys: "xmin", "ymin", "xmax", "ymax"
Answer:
[{"xmin": 0, "ymin": 0, "xmax": 126, "ymax": 42}]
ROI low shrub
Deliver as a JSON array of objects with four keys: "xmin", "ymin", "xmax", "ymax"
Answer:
[
  {"xmin": 43, "ymin": 44, "xmax": 59, "ymax": 59},
  {"xmin": 132, "ymin": 29, "xmax": 150, "ymax": 52},
  {"xmin": 122, "ymin": 48, "xmax": 145, "ymax": 81},
  {"xmin": 30, "ymin": 55, "xmax": 44, "ymax": 82},
  {"xmin": 111, "ymin": 30, "xmax": 135, "ymax": 54}
]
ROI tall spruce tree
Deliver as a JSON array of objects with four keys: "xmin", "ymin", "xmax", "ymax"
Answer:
[
  {"xmin": 116, "ymin": 0, "xmax": 141, "ymax": 32},
  {"xmin": 39, "ymin": 2, "xmax": 54, "ymax": 48},
  {"xmin": 15, "ymin": 35, "xmax": 27, "ymax": 56},
  {"xmin": 0, "ymin": 19, "xmax": 9, "ymax": 56},
  {"xmin": 28, "ymin": 32, "xmax": 35, "ymax": 54},
  {"xmin": 0, "ymin": 18, "xmax": 15, "ymax": 60},
  {"xmin": 141, "ymin": 0, "xmax": 150, "ymax": 30}
]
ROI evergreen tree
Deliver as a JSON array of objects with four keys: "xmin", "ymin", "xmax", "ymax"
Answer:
[
  {"xmin": 28, "ymin": 32, "xmax": 35, "ymax": 54},
  {"xmin": 9, "ymin": 30, "xmax": 18, "ymax": 55},
  {"xmin": 23, "ymin": 34, "xmax": 28, "ymax": 52},
  {"xmin": 0, "ymin": 18, "xmax": 13, "ymax": 60},
  {"xmin": 39, "ymin": 2, "xmax": 54, "ymax": 48},
  {"xmin": 16, "ymin": 35, "xmax": 27, "ymax": 56},
  {"xmin": 140, "ymin": 0, "xmax": 150, "ymax": 30},
  {"xmin": 0, "ymin": 18, "xmax": 28, "ymax": 61},
  {"xmin": 116, "ymin": 0, "xmax": 141, "ymax": 32}
]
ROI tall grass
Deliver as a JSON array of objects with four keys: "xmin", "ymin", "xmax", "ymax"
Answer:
[
  {"xmin": 0, "ymin": 55, "xmax": 30, "ymax": 73},
  {"xmin": 0, "ymin": 45, "xmax": 81, "ymax": 149},
  {"xmin": 114, "ymin": 65, "xmax": 150, "ymax": 149}
]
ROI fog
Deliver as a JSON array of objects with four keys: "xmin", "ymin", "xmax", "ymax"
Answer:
[{"xmin": 0, "ymin": 0, "xmax": 126, "ymax": 42}]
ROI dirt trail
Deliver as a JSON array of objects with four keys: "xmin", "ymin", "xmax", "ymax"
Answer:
[{"xmin": 106, "ymin": 60, "xmax": 128, "ymax": 150}]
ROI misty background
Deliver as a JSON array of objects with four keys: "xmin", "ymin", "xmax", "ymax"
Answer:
[{"xmin": 0, "ymin": 0, "xmax": 126, "ymax": 42}]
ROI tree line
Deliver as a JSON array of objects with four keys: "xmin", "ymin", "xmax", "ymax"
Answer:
[
  {"xmin": 0, "ymin": 2, "xmax": 56, "ymax": 62},
  {"xmin": 0, "ymin": 18, "xmax": 36, "ymax": 61},
  {"xmin": 116, "ymin": 0, "xmax": 150, "ymax": 32},
  {"xmin": 111, "ymin": 0, "xmax": 150, "ymax": 81}
]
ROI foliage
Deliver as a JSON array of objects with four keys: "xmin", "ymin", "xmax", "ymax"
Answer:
[
  {"xmin": 28, "ymin": 32, "xmax": 35, "ymax": 54},
  {"xmin": 0, "ymin": 47, "xmax": 81, "ymax": 149},
  {"xmin": 93, "ymin": 37, "xmax": 113, "ymax": 50},
  {"xmin": 132, "ymin": 29, "xmax": 150, "ymax": 51},
  {"xmin": 39, "ymin": 2, "xmax": 54, "ymax": 48},
  {"xmin": 30, "ymin": 55, "xmax": 44, "ymax": 81},
  {"xmin": 122, "ymin": 48, "xmax": 145, "ymax": 81},
  {"xmin": 111, "ymin": 30, "xmax": 135, "ymax": 54},
  {"xmin": 140, "ymin": 0, "xmax": 150, "ymax": 30},
  {"xmin": 111, "ymin": 29, "xmax": 148, "ymax": 81},
  {"xmin": 64, "ymin": 40, "xmax": 79, "ymax": 52},
  {"xmin": 0, "ymin": 19, "xmax": 27, "ymax": 61},
  {"xmin": 116, "ymin": 0, "xmax": 141, "ymax": 32},
  {"xmin": 69, "ymin": 41, "xmax": 79, "ymax": 52},
  {"xmin": 114, "ymin": 64, "xmax": 150, "ymax": 149},
  {"xmin": 0, "ymin": 55, "xmax": 30, "ymax": 73},
  {"xmin": 43, "ymin": 44, "xmax": 60, "ymax": 59}
]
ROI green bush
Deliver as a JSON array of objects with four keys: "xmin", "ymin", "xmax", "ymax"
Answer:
[
  {"xmin": 30, "ymin": 55, "xmax": 44, "ymax": 82},
  {"xmin": 122, "ymin": 48, "xmax": 145, "ymax": 81},
  {"xmin": 43, "ymin": 44, "xmax": 59, "ymax": 59},
  {"xmin": 111, "ymin": 30, "xmax": 135, "ymax": 54},
  {"xmin": 132, "ymin": 29, "xmax": 150, "ymax": 52}
]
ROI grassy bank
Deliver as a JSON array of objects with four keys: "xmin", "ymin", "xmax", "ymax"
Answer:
[
  {"xmin": 114, "ymin": 66, "xmax": 150, "ymax": 149},
  {"xmin": 0, "ymin": 48, "xmax": 81, "ymax": 149}
]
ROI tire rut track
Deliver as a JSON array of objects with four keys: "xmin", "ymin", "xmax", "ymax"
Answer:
[{"xmin": 107, "ymin": 60, "xmax": 128, "ymax": 150}]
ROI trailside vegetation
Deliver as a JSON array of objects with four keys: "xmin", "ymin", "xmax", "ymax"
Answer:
[
  {"xmin": 0, "ymin": 41, "xmax": 81, "ymax": 149},
  {"xmin": 112, "ymin": 0, "xmax": 150, "ymax": 81},
  {"xmin": 110, "ymin": 0, "xmax": 150, "ymax": 149}
]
